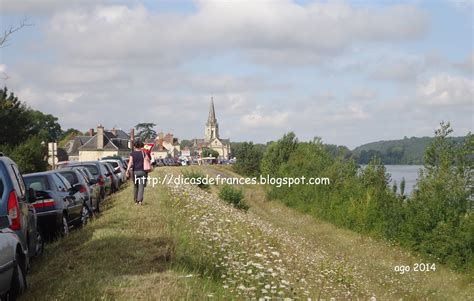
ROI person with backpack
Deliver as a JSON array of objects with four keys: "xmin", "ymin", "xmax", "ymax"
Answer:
[{"xmin": 126, "ymin": 141, "xmax": 151, "ymax": 205}]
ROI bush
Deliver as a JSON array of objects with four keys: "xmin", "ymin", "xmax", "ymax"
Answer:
[
  {"xmin": 263, "ymin": 124, "xmax": 473, "ymax": 271},
  {"xmin": 182, "ymin": 170, "xmax": 210, "ymax": 191},
  {"xmin": 219, "ymin": 184, "xmax": 249, "ymax": 211}
]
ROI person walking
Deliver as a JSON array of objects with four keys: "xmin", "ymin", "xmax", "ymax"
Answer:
[{"xmin": 126, "ymin": 141, "xmax": 148, "ymax": 205}]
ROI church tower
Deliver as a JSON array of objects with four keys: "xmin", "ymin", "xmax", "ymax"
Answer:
[{"xmin": 204, "ymin": 97, "xmax": 219, "ymax": 142}]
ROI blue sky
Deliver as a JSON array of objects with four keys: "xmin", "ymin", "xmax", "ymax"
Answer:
[{"xmin": 0, "ymin": 0, "xmax": 472, "ymax": 148}]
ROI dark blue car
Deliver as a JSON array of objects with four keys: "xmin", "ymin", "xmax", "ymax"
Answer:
[{"xmin": 23, "ymin": 171, "xmax": 87, "ymax": 239}]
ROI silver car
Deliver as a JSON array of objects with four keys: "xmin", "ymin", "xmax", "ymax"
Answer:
[
  {"xmin": 101, "ymin": 159, "xmax": 126, "ymax": 184},
  {"xmin": 0, "ymin": 215, "xmax": 27, "ymax": 299}
]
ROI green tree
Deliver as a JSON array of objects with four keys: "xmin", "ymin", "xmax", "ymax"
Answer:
[
  {"xmin": 0, "ymin": 87, "xmax": 62, "ymax": 173},
  {"xmin": 0, "ymin": 87, "xmax": 32, "ymax": 147},
  {"xmin": 135, "ymin": 123, "xmax": 157, "ymax": 142},
  {"xmin": 180, "ymin": 139, "xmax": 193, "ymax": 149},
  {"xmin": 401, "ymin": 122, "xmax": 473, "ymax": 270},
  {"xmin": 233, "ymin": 142, "xmax": 263, "ymax": 176},
  {"xmin": 28, "ymin": 110, "xmax": 62, "ymax": 142},
  {"xmin": 202, "ymin": 147, "xmax": 219, "ymax": 158},
  {"xmin": 9, "ymin": 136, "xmax": 47, "ymax": 173},
  {"xmin": 58, "ymin": 128, "xmax": 83, "ymax": 148},
  {"xmin": 261, "ymin": 132, "xmax": 298, "ymax": 175}
]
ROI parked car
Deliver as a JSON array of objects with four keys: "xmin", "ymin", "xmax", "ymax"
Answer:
[
  {"xmin": 0, "ymin": 154, "xmax": 43, "ymax": 262},
  {"xmin": 102, "ymin": 156, "xmax": 128, "ymax": 171},
  {"xmin": 0, "ymin": 215, "xmax": 27, "ymax": 299},
  {"xmin": 122, "ymin": 157, "xmax": 130, "ymax": 169},
  {"xmin": 23, "ymin": 171, "xmax": 88, "ymax": 239},
  {"xmin": 56, "ymin": 168, "xmax": 95, "ymax": 217},
  {"xmin": 101, "ymin": 159, "xmax": 126, "ymax": 184},
  {"xmin": 67, "ymin": 162, "xmax": 112, "ymax": 198},
  {"xmin": 101, "ymin": 162, "xmax": 120, "ymax": 193},
  {"xmin": 69, "ymin": 166, "xmax": 102, "ymax": 212}
]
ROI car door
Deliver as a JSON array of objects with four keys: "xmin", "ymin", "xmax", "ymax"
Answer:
[
  {"xmin": 57, "ymin": 173, "xmax": 83, "ymax": 221},
  {"xmin": 0, "ymin": 227, "xmax": 15, "ymax": 295},
  {"xmin": 51, "ymin": 173, "xmax": 79, "ymax": 223}
]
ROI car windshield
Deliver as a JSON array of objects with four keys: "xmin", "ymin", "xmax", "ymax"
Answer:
[
  {"xmin": 107, "ymin": 161, "xmax": 119, "ymax": 168},
  {"xmin": 59, "ymin": 171, "xmax": 78, "ymax": 186},
  {"xmin": 24, "ymin": 176, "xmax": 50, "ymax": 191},
  {"xmin": 83, "ymin": 165, "xmax": 99, "ymax": 176},
  {"xmin": 77, "ymin": 169, "xmax": 90, "ymax": 181}
]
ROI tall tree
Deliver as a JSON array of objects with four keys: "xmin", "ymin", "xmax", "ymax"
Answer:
[
  {"xmin": 260, "ymin": 132, "xmax": 298, "ymax": 175},
  {"xmin": 233, "ymin": 142, "xmax": 263, "ymax": 176},
  {"xmin": 135, "ymin": 123, "xmax": 157, "ymax": 142},
  {"xmin": 0, "ymin": 87, "xmax": 32, "ymax": 147}
]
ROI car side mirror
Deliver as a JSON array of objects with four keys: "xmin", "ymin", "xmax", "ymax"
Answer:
[
  {"xmin": 69, "ymin": 184, "xmax": 81, "ymax": 194},
  {"xmin": 114, "ymin": 169, "xmax": 121, "ymax": 174},
  {"xmin": 0, "ymin": 215, "xmax": 11, "ymax": 229},
  {"xmin": 89, "ymin": 178, "xmax": 97, "ymax": 185},
  {"xmin": 27, "ymin": 187, "xmax": 36, "ymax": 203}
]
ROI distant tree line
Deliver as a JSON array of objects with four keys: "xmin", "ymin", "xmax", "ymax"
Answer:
[
  {"xmin": 0, "ymin": 87, "xmax": 78, "ymax": 173},
  {"xmin": 353, "ymin": 136, "xmax": 468, "ymax": 165},
  {"xmin": 231, "ymin": 123, "xmax": 473, "ymax": 272}
]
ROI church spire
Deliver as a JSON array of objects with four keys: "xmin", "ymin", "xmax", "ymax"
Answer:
[
  {"xmin": 204, "ymin": 96, "xmax": 219, "ymax": 142},
  {"xmin": 207, "ymin": 96, "xmax": 217, "ymax": 125}
]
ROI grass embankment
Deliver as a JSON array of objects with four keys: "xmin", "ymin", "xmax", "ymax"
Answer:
[
  {"xmin": 20, "ymin": 175, "xmax": 227, "ymax": 300},
  {"xmin": 20, "ymin": 166, "xmax": 473, "ymax": 300},
  {"xmin": 202, "ymin": 165, "xmax": 474, "ymax": 300}
]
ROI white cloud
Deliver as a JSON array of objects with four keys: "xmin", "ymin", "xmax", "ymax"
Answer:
[
  {"xmin": 42, "ymin": 2, "xmax": 428, "ymax": 66},
  {"xmin": 371, "ymin": 58, "xmax": 422, "ymax": 82},
  {"xmin": 454, "ymin": 52, "xmax": 474, "ymax": 74},
  {"xmin": 241, "ymin": 107, "xmax": 290, "ymax": 128},
  {"xmin": 329, "ymin": 103, "xmax": 370, "ymax": 122},
  {"xmin": 351, "ymin": 87, "xmax": 376, "ymax": 100},
  {"xmin": 417, "ymin": 74, "xmax": 474, "ymax": 107}
]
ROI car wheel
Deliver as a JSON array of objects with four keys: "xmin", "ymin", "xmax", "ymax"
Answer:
[
  {"xmin": 80, "ymin": 205, "xmax": 90, "ymax": 227},
  {"xmin": 60, "ymin": 215, "xmax": 69, "ymax": 237},
  {"xmin": 9, "ymin": 254, "xmax": 26, "ymax": 299}
]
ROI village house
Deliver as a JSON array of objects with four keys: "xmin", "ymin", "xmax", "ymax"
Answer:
[
  {"xmin": 151, "ymin": 132, "xmax": 181, "ymax": 159},
  {"xmin": 65, "ymin": 125, "xmax": 131, "ymax": 161}
]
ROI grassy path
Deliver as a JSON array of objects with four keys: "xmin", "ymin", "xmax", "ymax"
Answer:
[
  {"xmin": 20, "ymin": 178, "xmax": 225, "ymax": 300},
  {"xmin": 20, "ymin": 166, "xmax": 473, "ymax": 300}
]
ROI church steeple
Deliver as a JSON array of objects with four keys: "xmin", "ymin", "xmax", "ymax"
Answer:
[
  {"xmin": 205, "ymin": 97, "xmax": 219, "ymax": 142},
  {"xmin": 207, "ymin": 96, "xmax": 217, "ymax": 125}
]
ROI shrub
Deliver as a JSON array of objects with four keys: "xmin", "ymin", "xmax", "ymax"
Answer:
[
  {"xmin": 263, "ymin": 124, "xmax": 473, "ymax": 271},
  {"xmin": 219, "ymin": 184, "xmax": 249, "ymax": 211}
]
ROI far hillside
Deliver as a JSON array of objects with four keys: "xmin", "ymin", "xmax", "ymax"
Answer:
[{"xmin": 353, "ymin": 136, "xmax": 468, "ymax": 164}]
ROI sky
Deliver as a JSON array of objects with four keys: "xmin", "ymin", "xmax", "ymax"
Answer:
[{"xmin": 0, "ymin": 0, "xmax": 473, "ymax": 149}]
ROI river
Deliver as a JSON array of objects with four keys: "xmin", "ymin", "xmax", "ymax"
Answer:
[{"xmin": 360, "ymin": 165, "xmax": 423, "ymax": 196}]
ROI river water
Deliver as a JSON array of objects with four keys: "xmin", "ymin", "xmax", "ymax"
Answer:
[
  {"xmin": 360, "ymin": 165, "xmax": 423, "ymax": 196},
  {"xmin": 385, "ymin": 165, "xmax": 423, "ymax": 195}
]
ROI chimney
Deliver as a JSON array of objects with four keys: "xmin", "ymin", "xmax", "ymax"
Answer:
[
  {"xmin": 111, "ymin": 127, "xmax": 117, "ymax": 136},
  {"xmin": 97, "ymin": 124, "xmax": 104, "ymax": 150},
  {"xmin": 89, "ymin": 128, "xmax": 95, "ymax": 136},
  {"xmin": 130, "ymin": 128, "xmax": 135, "ymax": 149}
]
